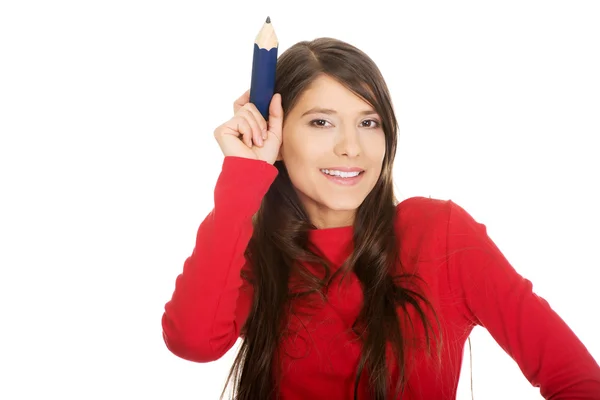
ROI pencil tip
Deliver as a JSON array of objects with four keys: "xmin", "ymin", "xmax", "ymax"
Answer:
[{"xmin": 266, "ymin": 16, "xmax": 271, "ymax": 23}]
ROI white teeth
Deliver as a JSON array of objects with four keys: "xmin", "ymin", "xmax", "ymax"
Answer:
[{"xmin": 320, "ymin": 169, "xmax": 361, "ymax": 178}]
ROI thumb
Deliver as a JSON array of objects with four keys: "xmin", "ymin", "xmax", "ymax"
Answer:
[{"xmin": 267, "ymin": 93, "xmax": 283, "ymax": 138}]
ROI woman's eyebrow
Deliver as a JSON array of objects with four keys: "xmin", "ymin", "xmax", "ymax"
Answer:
[{"xmin": 301, "ymin": 107, "xmax": 378, "ymax": 117}]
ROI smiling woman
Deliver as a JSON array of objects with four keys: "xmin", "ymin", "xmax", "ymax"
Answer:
[
  {"xmin": 279, "ymin": 74, "xmax": 387, "ymax": 228},
  {"xmin": 161, "ymin": 36, "xmax": 600, "ymax": 400}
]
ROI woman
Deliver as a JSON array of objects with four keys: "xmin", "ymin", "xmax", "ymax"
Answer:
[{"xmin": 161, "ymin": 37, "xmax": 600, "ymax": 399}]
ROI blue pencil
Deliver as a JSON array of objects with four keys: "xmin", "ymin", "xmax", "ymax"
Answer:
[{"xmin": 249, "ymin": 16, "xmax": 278, "ymax": 121}]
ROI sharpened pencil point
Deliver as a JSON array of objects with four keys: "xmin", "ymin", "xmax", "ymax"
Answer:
[{"xmin": 266, "ymin": 16, "xmax": 271, "ymax": 23}]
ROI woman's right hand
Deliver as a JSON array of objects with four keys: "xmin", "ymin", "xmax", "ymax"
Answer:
[{"xmin": 214, "ymin": 89, "xmax": 284, "ymax": 165}]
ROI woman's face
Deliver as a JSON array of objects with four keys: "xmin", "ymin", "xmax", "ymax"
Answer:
[{"xmin": 280, "ymin": 74, "xmax": 386, "ymax": 229}]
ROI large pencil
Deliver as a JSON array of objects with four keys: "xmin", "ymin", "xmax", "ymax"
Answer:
[{"xmin": 249, "ymin": 16, "xmax": 278, "ymax": 121}]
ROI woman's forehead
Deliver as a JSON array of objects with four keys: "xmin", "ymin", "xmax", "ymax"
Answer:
[{"xmin": 293, "ymin": 76, "xmax": 377, "ymax": 116}]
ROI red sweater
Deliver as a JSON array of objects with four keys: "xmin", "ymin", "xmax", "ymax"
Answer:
[{"xmin": 162, "ymin": 156, "xmax": 600, "ymax": 399}]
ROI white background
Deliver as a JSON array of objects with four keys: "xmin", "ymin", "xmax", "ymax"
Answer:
[{"xmin": 1, "ymin": 1, "xmax": 599, "ymax": 399}]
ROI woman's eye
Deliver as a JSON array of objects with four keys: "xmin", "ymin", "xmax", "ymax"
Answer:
[
  {"xmin": 361, "ymin": 119, "xmax": 380, "ymax": 128},
  {"xmin": 310, "ymin": 119, "xmax": 330, "ymax": 127}
]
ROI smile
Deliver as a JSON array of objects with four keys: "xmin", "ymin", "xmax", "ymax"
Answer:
[
  {"xmin": 320, "ymin": 168, "xmax": 365, "ymax": 186},
  {"xmin": 320, "ymin": 169, "xmax": 362, "ymax": 178}
]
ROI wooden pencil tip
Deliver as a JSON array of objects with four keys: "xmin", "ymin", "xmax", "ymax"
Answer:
[{"xmin": 266, "ymin": 16, "xmax": 271, "ymax": 23}]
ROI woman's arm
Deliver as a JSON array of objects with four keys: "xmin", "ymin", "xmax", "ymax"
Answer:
[
  {"xmin": 161, "ymin": 156, "xmax": 277, "ymax": 363},
  {"xmin": 446, "ymin": 200, "xmax": 600, "ymax": 398}
]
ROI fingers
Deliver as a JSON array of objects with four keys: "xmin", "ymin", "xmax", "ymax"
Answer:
[
  {"xmin": 267, "ymin": 93, "xmax": 284, "ymax": 138},
  {"xmin": 228, "ymin": 91, "xmax": 278, "ymax": 148},
  {"xmin": 234, "ymin": 117, "xmax": 253, "ymax": 148},
  {"xmin": 233, "ymin": 89, "xmax": 250, "ymax": 114},
  {"xmin": 236, "ymin": 102, "xmax": 268, "ymax": 146},
  {"xmin": 229, "ymin": 103, "xmax": 266, "ymax": 148},
  {"xmin": 243, "ymin": 104, "xmax": 269, "ymax": 141},
  {"xmin": 238, "ymin": 109, "xmax": 263, "ymax": 147}
]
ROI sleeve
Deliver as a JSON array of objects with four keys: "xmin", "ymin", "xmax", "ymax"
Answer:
[
  {"xmin": 446, "ymin": 200, "xmax": 600, "ymax": 399},
  {"xmin": 161, "ymin": 156, "xmax": 278, "ymax": 363}
]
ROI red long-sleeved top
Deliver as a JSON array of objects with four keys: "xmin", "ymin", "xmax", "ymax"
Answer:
[{"xmin": 162, "ymin": 156, "xmax": 600, "ymax": 399}]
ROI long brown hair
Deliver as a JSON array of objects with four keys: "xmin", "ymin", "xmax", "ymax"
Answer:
[{"xmin": 221, "ymin": 37, "xmax": 442, "ymax": 400}]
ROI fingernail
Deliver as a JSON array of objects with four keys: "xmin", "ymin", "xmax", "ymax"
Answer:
[{"xmin": 262, "ymin": 131, "xmax": 268, "ymax": 140}]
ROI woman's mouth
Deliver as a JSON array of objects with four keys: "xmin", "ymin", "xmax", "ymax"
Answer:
[{"xmin": 320, "ymin": 168, "xmax": 365, "ymax": 186}]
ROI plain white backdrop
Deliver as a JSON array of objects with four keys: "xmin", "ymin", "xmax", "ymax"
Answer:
[{"xmin": 1, "ymin": 1, "xmax": 599, "ymax": 399}]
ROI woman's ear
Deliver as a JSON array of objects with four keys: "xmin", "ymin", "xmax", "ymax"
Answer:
[{"xmin": 276, "ymin": 137, "xmax": 283, "ymax": 161}]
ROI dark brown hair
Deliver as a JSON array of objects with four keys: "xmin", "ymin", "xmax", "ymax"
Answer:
[{"xmin": 221, "ymin": 37, "xmax": 442, "ymax": 400}]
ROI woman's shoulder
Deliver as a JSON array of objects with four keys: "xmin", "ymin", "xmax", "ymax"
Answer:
[
  {"xmin": 394, "ymin": 195, "xmax": 453, "ymax": 237},
  {"xmin": 392, "ymin": 196, "xmax": 492, "ymax": 277}
]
